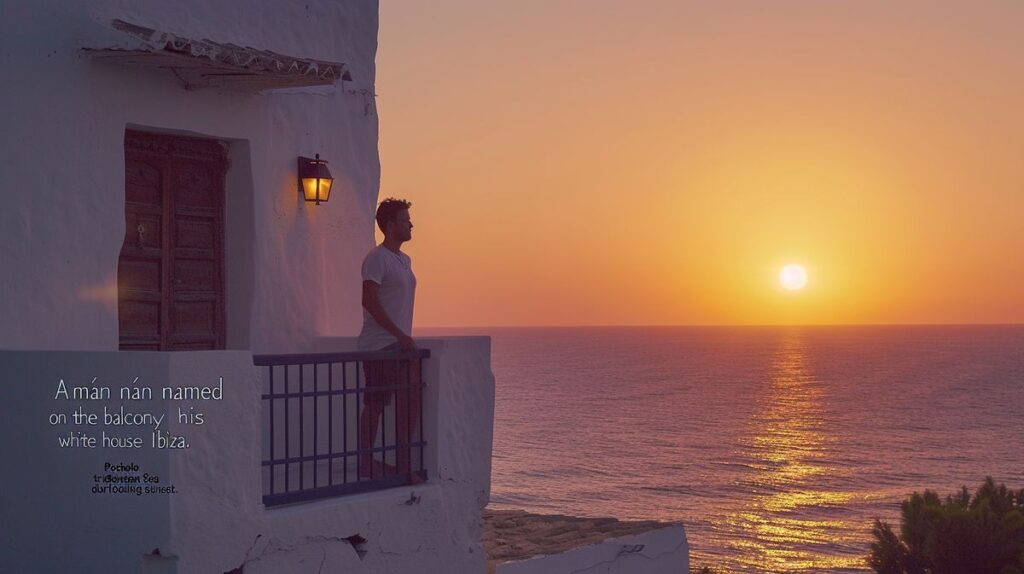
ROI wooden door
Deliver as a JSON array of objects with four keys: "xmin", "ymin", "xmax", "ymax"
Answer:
[{"xmin": 118, "ymin": 131, "xmax": 227, "ymax": 350}]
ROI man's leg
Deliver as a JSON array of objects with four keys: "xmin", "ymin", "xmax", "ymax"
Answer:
[
  {"xmin": 394, "ymin": 359, "xmax": 423, "ymax": 481},
  {"xmin": 359, "ymin": 360, "xmax": 386, "ymax": 478},
  {"xmin": 358, "ymin": 401, "xmax": 382, "ymax": 478}
]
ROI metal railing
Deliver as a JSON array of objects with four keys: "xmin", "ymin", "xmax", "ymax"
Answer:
[{"xmin": 254, "ymin": 349, "xmax": 430, "ymax": 507}]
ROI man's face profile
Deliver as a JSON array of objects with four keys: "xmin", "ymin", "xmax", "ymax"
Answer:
[{"xmin": 387, "ymin": 209, "xmax": 413, "ymax": 242}]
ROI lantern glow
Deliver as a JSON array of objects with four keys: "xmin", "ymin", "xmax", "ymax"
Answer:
[{"xmin": 298, "ymin": 154, "xmax": 334, "ymax": 205}]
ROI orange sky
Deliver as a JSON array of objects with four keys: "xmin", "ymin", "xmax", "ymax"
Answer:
[{"xmin": 377, "ymin": 1, "xmax": 1024, "ymax": 327}]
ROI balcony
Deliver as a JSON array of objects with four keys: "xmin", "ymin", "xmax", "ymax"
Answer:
[{"xmin": 255, "ymin": 348, "xmax": 431, "ymax": 506}]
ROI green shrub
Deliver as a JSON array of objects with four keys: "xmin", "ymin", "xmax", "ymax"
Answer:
[{"xmin": 868, "ymin": 477, "xmax": 1024, "ymax": 574}]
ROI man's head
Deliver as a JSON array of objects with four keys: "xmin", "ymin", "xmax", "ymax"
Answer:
[{"xmin": 376, "ymin": 197, "xmax": 413, "ymax": 242}]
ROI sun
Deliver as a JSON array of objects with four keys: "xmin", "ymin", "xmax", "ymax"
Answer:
[{"xmin": 780, "ymin": 264, "xmax": 808, "ymax": 291}]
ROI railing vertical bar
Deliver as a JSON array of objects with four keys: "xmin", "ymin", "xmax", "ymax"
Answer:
[
  {"xmin": 418, "ymin": 358, "xmax": 424, "ymax": 475},
  {"xmin": 313, "ymin": 362, "xmax": 318, "ymax": 488},
  {"xmin": 269, "ymin": 365, "xmax": 275, "ymax": 495},
  {"xmin": 299, "ymin": 365, "xmax": 305, "ymax": 490},
  {"xmin": 381, "ymin": 360, "xmax": 389, "ymax": 474},
  {"xmin": 372, "ymin": 361, "xmax": 377, "ymax": 479},
  {"xmin": 284, "ymin": 365, "xmax": 290, "ymax": 493},
  {"xmin": 405, "ymin": 357, "xmax": 411, "ymax": 475},
  {"xmin": 342, "ymin": 361, "xmax": 348, "ymax": 484},
  {"xmin": 328, "ymin": 362, "xmax": 334, "ymax": 487},
  {"xmin": 356, "ymin": 360, "xmax": 362, "ymax": 480}
]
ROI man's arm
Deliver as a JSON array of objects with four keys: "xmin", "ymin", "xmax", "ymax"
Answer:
[{"xmin": 362, "ymin": 280, "xmax": 416, "ymax": 351}]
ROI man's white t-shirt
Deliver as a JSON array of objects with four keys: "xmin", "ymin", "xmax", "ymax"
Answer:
[{"xmin": 357, "ymin": 245, "xmax": 416, "ymax": 351}]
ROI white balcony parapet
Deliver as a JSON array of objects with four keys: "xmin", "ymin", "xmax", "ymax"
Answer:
[{"xmin": 0, "ymin": 335, "xmax": 495, "ymax": 573}]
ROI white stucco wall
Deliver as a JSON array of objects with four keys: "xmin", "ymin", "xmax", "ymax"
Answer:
[
  {"xmin": 0, "ymin": 0, "xmax": 381, "ymax": 353},
  {"xmin": 0, "ymin": 336, "xmax": 495, "ymax": 573},
  {"xmin": 0, "ymin": 350, "xmax": 176, "ymax": 573},
  {"xmin": 494, "ymin": 525, "xmax": 689, "ymax": 574}
]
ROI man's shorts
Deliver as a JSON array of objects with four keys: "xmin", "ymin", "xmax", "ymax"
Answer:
[{"xmin": 362, "ymin": 346, "xmax": 420, "ymax": 408}]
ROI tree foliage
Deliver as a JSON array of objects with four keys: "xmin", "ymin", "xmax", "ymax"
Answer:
[{"xmin": 869, "ymin": 477, "xmax": 1024, "ymax": 574}]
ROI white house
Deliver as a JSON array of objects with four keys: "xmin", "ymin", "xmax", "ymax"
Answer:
[{"xmin": 0, "ymin": 2, "xmax": 496, "ymax": 572}]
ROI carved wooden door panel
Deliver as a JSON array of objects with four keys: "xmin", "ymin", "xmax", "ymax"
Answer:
[{"xmin": 118, "ymin": 131, "xmax": 227, "ymax": 350}]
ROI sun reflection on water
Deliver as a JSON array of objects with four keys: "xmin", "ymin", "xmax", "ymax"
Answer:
[{"xmin": 711, "ymin": 331, "xmax": 866, "ymax": 572}]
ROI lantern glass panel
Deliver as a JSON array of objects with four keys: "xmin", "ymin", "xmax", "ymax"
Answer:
[
  {"xmin": 298, "ymin": 155, "xmax": 334, "ymax": 203},
  {"xmin": 302, "ymin": 177, "xmax": 320, "ymax": 201}
]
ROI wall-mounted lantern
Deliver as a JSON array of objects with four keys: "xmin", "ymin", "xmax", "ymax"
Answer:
[{"xmin": 298, "ymin": 154, "xmax": 334, "ymax": 205}]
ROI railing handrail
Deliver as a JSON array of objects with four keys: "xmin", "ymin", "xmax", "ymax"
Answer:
[{"xmin": 253, "ymin": 348, "xmax": 430, "ymax": 366}]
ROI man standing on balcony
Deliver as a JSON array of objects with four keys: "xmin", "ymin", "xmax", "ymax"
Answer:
[{"xmin": 357, "ymin": 197, "xmax": 422, "ymax": 483}]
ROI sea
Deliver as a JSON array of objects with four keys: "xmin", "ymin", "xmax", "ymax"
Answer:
[{"xmin": 421, "ymin": 325, "xmax": 1024, "ymax": 573}]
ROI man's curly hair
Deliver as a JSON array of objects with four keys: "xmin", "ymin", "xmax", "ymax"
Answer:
[{"xmin": 375, "ymin": 197, "xmax": 412, "ymax": 232}]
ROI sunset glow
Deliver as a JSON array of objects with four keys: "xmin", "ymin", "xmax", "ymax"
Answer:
[
  {"xmin": 780, "ymin": 265, "xmax": 808, "ymax": 291},
  {"xmin": 379, "ymin": 1, "xmax": 1024, "ymax": 327}
]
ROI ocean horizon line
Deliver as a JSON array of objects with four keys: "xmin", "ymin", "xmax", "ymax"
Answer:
[{"xmin": 418, "ymin": 322, "xmax": 1024, "ymax": 330}]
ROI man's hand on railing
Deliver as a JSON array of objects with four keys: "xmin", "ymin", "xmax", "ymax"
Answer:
[{"xmin": 398, "ymin": 334, "xmax": 417, "ymax": 352}]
